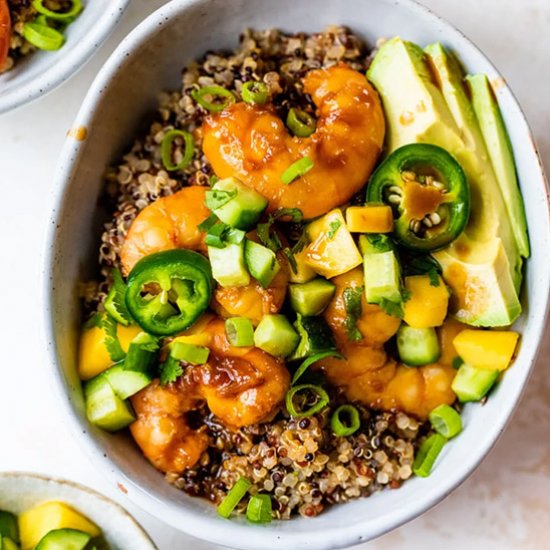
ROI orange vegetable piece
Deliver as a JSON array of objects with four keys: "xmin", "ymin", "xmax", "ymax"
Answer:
[{"xmin": 345, "ymin": 205, "xmax": 393, "ymax": 233}]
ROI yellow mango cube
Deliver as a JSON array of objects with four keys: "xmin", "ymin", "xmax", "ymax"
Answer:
[
  {"xmin": 19, "ymin": 501, "xmax": 100, "ymax": 550},
  {"xmin": 78, "ymin": 320, "xmax": 141, "ymax": 380},
  {"xmin": 403, "ymin": 275, "xmax": 449, "ymax": 328},
  {"xmin": 288, "ymin": 248, "xmax": 317, "ymax": 283},
  {"xmin": 453, "ymin": 329, "xmax": 519, "ymax": 371},
  {"xmin": 305, "ymin": 209, "xmax": 362, "ymax": 279},
  {"xmin": 345, "ymin": 205, "xmax": 393, "ymax": 233}
]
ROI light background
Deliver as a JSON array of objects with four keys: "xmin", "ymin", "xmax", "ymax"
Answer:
[{"xmin": 0, "ymin": 0, "xmax": 548, "ymax": 548}]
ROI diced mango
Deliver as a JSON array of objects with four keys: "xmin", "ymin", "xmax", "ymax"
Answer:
[
  {"xmin": 78, "ymin": 320, "xmax": 141, "ymax": 380},
  {"xmin": 288, "ymin": 248, "xmax": 317, "ymax": 283},
  {"xmin": 403, "ymin": 275, "xmax": 449, "ymax": 328},
  {"xmin": 19, "ymin": 501, "xmax": 100, "ymax": 550},
  {"xmin": 345, "ymin": 205, "xmax": 393, "ymax": 233},
  {"xmin": 305, "ymin": 209, "xmax": 362, "ymax": 279},
  {"xmin": 453, "ymin": 329, "xmax": 519, "ymax": 371}
]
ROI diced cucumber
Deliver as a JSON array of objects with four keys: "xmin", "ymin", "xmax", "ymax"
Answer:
[
  {"xmin": 171, "ymin": 342, "xmax": 210, "ymax": 364},
  {"xmin": 0, "ymin": 513, "xmax": 18, "ymax": 544},
  {"xmin": 244, "ymin": 240, "xmax": 280, "ymax": 288},
  {"xmin": 451, "ymin": 363, "xmax": 499, "ymax": 402},
  {"xmin": 101, "ymin": 365, "xmax": 152, "ymax": 400},
  {"xmin": 363, "ymin": 250, "xmax": 402, "ymax": 305},
  {"xmin": 358, "ymin": 234, "xmax": 393, "ymax": 255},
  {"xmin": 289, "ymin": 278, "xmax": 335, "ymax": 316},
  {"xmin": 397, "ymin": 325, "xmax": 440, "ymax": 366},
  {"xmin": 84, "ymin": 376, "xmax": 135, "ymax": 431},
  {"xmin": 2, "ymin": 538, "xmax": 19, "ymax": 550},
  {"xmin": 123, "ymin": 332, "xmax": 158, "ymax": 373},
  {"xmin": 254, "ymin": 314, "xmax": 299, "ymax": 357},
  {"xmin": 35, "ymin": 529, "xmax": 91, "ymax": 550},
  {"xmin": 208, "ymin": 242, "xmax": 250, "ymax": 288},
  {"xmin": 206, "ymin": 177, "xmax": 268, "ymax": 230},
  {"xmin": 289, "ymin": 315, "xmax": 336, "ymax": 361}
]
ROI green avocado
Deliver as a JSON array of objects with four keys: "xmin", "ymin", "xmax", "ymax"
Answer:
[{"xmin": 367, "ymin": 37, "xmax": 524, "ymax": 326}]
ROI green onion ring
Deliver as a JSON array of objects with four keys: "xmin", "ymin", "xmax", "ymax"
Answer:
[
  {"xmin": 281, "ymin": 156, "xmax": 314, "ymax": 185},
  {"xmin": 217, "ymin": 476, "xmax": 251, "ymax": 518},
  {"xmin": 285, "ymin": 384, "xmax": 329, "ymax": 418},
  {"xmin": 428, "ymin": 404, "xmax": 462, "ymax": 439},
  {"xmin": 191, "ymin": 85, "xmax": 236, "ymax": 112},
  {"xmin": 246, "ymin": 494, "xmax": 272, "ymax": 523},
  {"xmin": 330, "ymin": 404, "xmax": 361, "ymax": 437},
  {"xmin": 412, "ymin": 433, "xmax": 447, "ymax": 478},
  {"xmin": 242, "ymin": 80, "xmax": 269, "ymax": 105},
  {"xmin": 225, "ymin": 317, "xmax": 255, "ymax": 347},
  {"xmin": 291, "ymin": 350, "xmax": 344, "ymax": 385},
  {"xmin": 32, "ymin": 0, "xmax": 83, "ymax": 22},
  {"xmin": 286, "ymin": 108, "xmax": 317, "ymax": 137},
  {"xmin": 160, "ymin": 129, "xmax": 195, "ymax": 171},
  {"xmin": 22, "ymin": 22, "xmax": 65, "ymax": 50}
]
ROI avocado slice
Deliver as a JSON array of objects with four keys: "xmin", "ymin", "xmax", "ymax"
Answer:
[
  {"xmin": 368, "ymin": 38, "xmax": 522, "ymax": 326},
  {"xmin": 466, "ymin": 73, "xmax": 530, "ymax": 258}
]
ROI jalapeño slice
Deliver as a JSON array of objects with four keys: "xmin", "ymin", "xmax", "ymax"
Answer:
[
  {"xmin": 366, "ymin": 144, "xmax": 470, "ymax": 251},
  {"xmin": 125, "ymin": 249, "xmax": 213, "ymax": 336}
]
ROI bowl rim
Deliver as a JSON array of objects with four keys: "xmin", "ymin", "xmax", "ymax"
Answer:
[
  {"xmin": 43, "ymin": 0, "xmax": 550, "ymax": 548},
  {"xmin": 0, "ymin": 0, "xmax": 131, "ymax": 115},
  {"xmin": 0, "ymin": 471, "xmax": 157, "ymax": 548}
]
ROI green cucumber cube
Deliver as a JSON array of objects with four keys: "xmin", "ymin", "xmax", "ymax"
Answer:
[
  {"xmin": 289, "ymin": 315, "xmax": 336, "ymax": 361},
  {"xmin": 84, "ymin": 377, "xmax": 135, "ymax": 431},
  {"xmin": 35, "ymin": 529, "xmax": 91, "ymax": 550},
  {"xmin": 254, "ymin": 314, "xmax": 299, "ymax": 357},
  {"xmin": 0, "ymin": 512, "xmax": 19, "ymax": 543},
  {"xmin": 207, "ymin": 177, "xmax": 268, "ymax": 230},
  {"xmin": 208, "ymin": 242, "xmax": 250, "ymax": 288},
  {"xmin": 397, "ymin": 325, "xmax": 440, "ymax": 366},
  {"xmin": 171, "ymin": 342, "xmax": 210, "ymax": 364},
  {"xmin": 452, "ymin": 363, "xmax": 499, "ymax": 402},
  {"xmin": 244, "ymin": 240, "xmax": 280, "ymax": 288},
  {"xmin": 101, "ymin": 365, "xmax": 152, "ymax": 400},
  {"xmin": 363, "ymin": 250, "xmax": 401, "ymax": 304},
  {"xmin": 358, "ymin": 234, "xmax": 393, "ymax": 255},
  {"xmin": 289, "ymin": 278, "xmax": 335, "ymax": 316}
]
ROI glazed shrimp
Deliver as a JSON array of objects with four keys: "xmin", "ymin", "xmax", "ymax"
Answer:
[
  {"xmin": 120, "ymin": 186, "xmax": 210, "ymax": 275},
  {"xmin": 130, "ymin": 379, "xmax": 208, "ymax": 474},
  {"xmin": 202, "ymin": 63, "xmax": 385, "ymax": 218},
  {"xmin": 0, "ymin": 0, "xmax": 10, "ymax": 71}
]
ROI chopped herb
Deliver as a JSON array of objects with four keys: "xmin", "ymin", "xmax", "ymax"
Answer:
[
  {"xmin": 197, "ymin": 213, "xmax": 219, "ymax": 232},
  {"xmin": 282, "ymin": 247, "xmax": 298, "ymax": 273},
  {"xmin": 101, "ymin": 314, "xmax": 125, "ymax": 362},
  {"xmin": 292, "ymin": 230, "xmax": 310, "ymax": 255},
  {"xmin": 257, "ymin": 208, "xmax": 304, "ymax": 252},
  {"xmin": 205, "ymin": 188, "xmax": 237, "ymax": 210},
  {"xmin": 343, "ymin": 286, "xmax": 364, "ymax": 342},
  {"xmin": 401, "ymin": 289, "xmax": 412, "ymax": 303},
  {"xmin": 159, "ymin": 356, "xmax": 183, "ymax": 385},
  {"xmin": 367, "ymin": 234, "xmax": 393, "ymax": 252},
  {"xmin": 83, "ymin": 312, "xmax": 102, "ymax": 330},
  {"xmin": 104, "ymin": 269, "xmax": 132, "ymax": 325},
  {"xmin": 327, "ymin": 220, "xmax": 342, "ymax": 239},
  {"xmin": 378, "ymin": 298, "xmax": 404, "ymax": 319},
  {"xmin": 452, "ymin": 356, "xmax": 464, "ymax": 369},
  {"xmin": 404, "ymin": 254, "xmax": 442, "ymax": 286}
]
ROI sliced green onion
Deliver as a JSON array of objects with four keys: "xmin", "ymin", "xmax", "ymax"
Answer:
[
  {"xmin": 217, "ymin": 477, "xmax": 251, "ymax": 518},
  {"xmin": 32, "ymin": 0, "xmax": 83, "ymax": 22},
  {"xmin": 161, "ymin": 129, "xmax": 194, "ymax": 172},
  {"xmin": 171, "ymin": 342, "xmax": 210, "ymax": 365},
  {"xmin": 413, "ymin": 433, "xmax": 447, "ymax": 478},
  {"xmin": 209, "ymin": 174, "xmax": 220, "ymax": 186},
  {"xmin": 22, "ymin": 22, "xmax": 64, "ymax": 50},
  {"xmin": 246, "ymin": 494, "xmax": 272, "ymax": 523},
  {"xmin": 286, "ymin": 384, "xmax": 329, "ymax": 418},
  {"xmin": 331, "ymin": 404, "xmax": 361, "ymax": 436},
  {"xmin": 197, "ymin": 213, "xmax": 219, "ymax": 233},
  {"xmin": 242, "ymin": 81, "xmax": 269, "ymax": 105},
  {"xmin": 124, "ymin": 332, "xmax": 159, "ymax": 373},
  {"xmin": 191, "ymin": 86, "xmax": 236, "ymax": 112},
  {"xmin": 205, "ymin": 222, "xmax": 229, "ymax": 248},
  {"xmin": 286, "ymin": 108, "xmax": 316, "ymax": 137},
  {"xmin": 291, "ymin": 350, "xmax": 344, "ymax": 385},
  {"xmin": 225, "ymin": 317, "xmax": 255, "ymax": 347},
  {"xmin": 429, "ymin": 404, "xmax": 462, "ymax": 439},
  {"xmin": 104, "ymin": 269, "xmax": 131, "ymax": 326},
  {"xmin": 281, "ymin": 157, "xmax": 314, "ymax": 185}
]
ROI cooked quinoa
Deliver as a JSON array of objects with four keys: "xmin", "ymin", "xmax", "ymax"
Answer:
[
  {"xmin": 2, "ymin": 0, "xmax": 75, "ymax": 73},
  {"xmin": 85, "ymin": 26, "xmax": 433, "ymax": 519}
]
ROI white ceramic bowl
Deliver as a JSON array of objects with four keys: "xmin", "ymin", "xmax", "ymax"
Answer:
[
  {"xmin": 44, "ymin": 0, "xmax": 550, "ymax": 548},
  {"xmin": 0, "ymin": 0, "xmax": 131, "ymax": 115},
  {"xmin": 0, "ymin": 472, "xmax": 156, "ymax": 549}
]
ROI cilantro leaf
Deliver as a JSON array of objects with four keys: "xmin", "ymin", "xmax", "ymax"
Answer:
[
  {"xmin": 159, "ymin": 357, "xmax": 183, "ymax": 385},
  {"xmin": 101, "ymin": 314, "xmax": 126, "ymax": 362},
  {"xmin": 103, "ymin": 269, "xmax": 132, "ymax": 326},
  {"xmin": 404, "ymin": 254, "xmax": 442, "ymax": 286},
  {"xmin": 401, "ymin": 289, "xmax": 412, "ymax": 303},
  {"xmin": 83, "ymin": 312, "xmax": 103, "ymax": 330},
  {"xmin": 378, "ymin": 298, "xmax": 404, "ymax": 319},
  {"xmin": 327, "ymin": 220, "xmax": 341, "ymax": 239},
  {"xmin": 343, "ymin": 286, "xmax": 364, "ymax": 342}
]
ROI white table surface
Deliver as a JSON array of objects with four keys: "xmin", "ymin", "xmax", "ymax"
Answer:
[{"xmin": 1, "ymin": 0, "xmax": 549, "ymax": 548}]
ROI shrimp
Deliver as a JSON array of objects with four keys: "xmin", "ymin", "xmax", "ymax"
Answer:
[
  {"xmin": 202, "ymin": 63, "xmax": 385, "ymax": 218},
  {"xmin": 318, "ymin": 268, "xmax": 457, "ymax": 419},
  {"xmin": 130, "ymin": 318, "xmax": 290, "ymax": 473},
  {"xmin": 213, "ymin": 251, "xmax": 290, "ymax": 325},
  {"xmin": 130, "ymin": 379, "xmax": 208, "ymax": 474},
  {"xmin": 120, "ymin": 186, "xmax": 210, "ymax": 275},
  {"xmin": 0, "ymin": 0, "xmax": 10, "ymax": 71}
]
